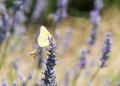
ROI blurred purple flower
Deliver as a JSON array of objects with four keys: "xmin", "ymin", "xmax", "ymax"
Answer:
[
  {"xmin": 35, "ymin": 80, "xmax": 41, "ymax": 86},
  {"xmin": 57, "ymin": 0, "xmax": 68, "ymax": 8},
  {"xmin": 103, "ymin": 78, "xmax": 111, "ymax": 86},
  {"xmin": 77, "ymin": 47, "xmax": 88, "ymax": 69},
  {"xmin": 14, "ymin": 10, "xmax": 26, "ymax": 25},
  {"xmin": 50, "ymin": 0, "xmax": 68, "ymax": 24},
  {"xmin": 17, "ymin": 71, "xmax": 26, "ymax": 83},
  {"xmin": 87, "ymin": 0, "xmax": 104, "ymax": 47},
  {"xmin": 26, "ymin": 71, "xmax": 33, "ymax": 81},
  {"xmin": 32, "ymin": 0, "xmax": 47, "ymax": 21},
  {"xmin": 62, "ymin": 69, "xmax": 70, "ymax": 86},
  {"xmin": 1, "ymin": 79, "xmax": 8, "ymax": 86},
  {"xmin": 55, "ymin": 29, "xmax": 61, "ymax": 45},
  {"xmin": 63, "ymin": 28, "xmax": 72, "ymax": 47},
  {"xmin": 0, "ymin": 3, "xmax": 11, "ymax": 44},
  {"xmin": 14, "ymin": 24, "xmax": 26, "ymax": 38},
  {"xmin": 87, "ymin": 27, "xmax": 98, "ymax": 46},
  {"xmin": 94, "ymin": 0, "xmax": 104, "ymax": 10},
  {"xmin": 21, "ymin": 0, "xmax": 32, "ymax": 13},
  {"xmin": 13, "ymin": 58, "xmax": 19, "ymax": 70},
  {"xmin": 13, "ymin": 0, "xmax": 25, "ymax": 10},
  {"xmin": 13, "ymin": 58, "xmax": 33, "ymax": 85},
  {"xmin": 17, "ymin": 70, "xmax": 33, "ymax": 86},
  {"xmin": 88, "ymin": 9, "xmax": 101, "ymax": 47},
  {"xmin": 0, "ymin": 3, "xmax": 7, "ymax": 13},
  {"xmin": 73, "ymin": 47, "xmax": 87, "ymax": 85},
  {"xmin": 89, "ymin": 10, "xmax": 101, "ymax": 24},
  {"xmin": 116, "ymin": 82, "xmax": 120, "ymax": 86},
  {"xmin": 100, "ymin": 32, "xmax": 112, "ymax": 67},
  {"xmin": 50, "ymin": 8, "xmax": 67, "ymax": 24},
  {"xmin": 61, "ymin": 28, "xmax": 73, "ymax": 55},
  {"xmin": 12, "ymin": 80, "xmax": 18, "ymax": 86}
]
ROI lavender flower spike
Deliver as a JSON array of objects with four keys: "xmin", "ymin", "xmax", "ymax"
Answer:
[
  {"xmin": 100, "ymin": 32, "xmax": 112, "ymax": 67},
  {"xmin": 77, "ymin": 47, "xmax": 88, "ymax": 69},
  {"xmin": 41, "ymin": 37, "xmax": 58, "ymax": 86}
]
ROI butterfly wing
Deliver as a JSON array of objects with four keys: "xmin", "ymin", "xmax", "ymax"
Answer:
[{"xmin": 38, "ymin": 26, "xmax": 52, "ymax": 47}]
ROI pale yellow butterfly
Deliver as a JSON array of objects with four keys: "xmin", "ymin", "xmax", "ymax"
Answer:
[{"xmin": 37, "ymin": 26, "xmax": 53, "ymax": 47}]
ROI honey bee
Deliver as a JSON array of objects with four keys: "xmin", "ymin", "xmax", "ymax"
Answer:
[{"xmin": 30, "ymin": 50, "xmax": 40, "ymax": 59}]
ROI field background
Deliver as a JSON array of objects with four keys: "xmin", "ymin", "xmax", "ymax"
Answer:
[{"xmin": 0, "ymin": 0, "xmax": 120, "ymax": 86}]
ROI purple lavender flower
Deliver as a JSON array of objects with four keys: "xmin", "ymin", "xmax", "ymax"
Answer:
[
  {"xmin": 13, "ymin": 59, "xmax": 33, "ymax": 86},
  {"xmin": 100, "ymin": 32, "xmax": 112, "ymax": 67},
  {"xmin": 62, "ymin": 69, "xmax": 70, "ymax": 86},
  {"xmin": 1, "ymin": 79, "xmax": 8, "ymax": 86},
  {"xmin": 89, "ymin": 10, "xmax": 101, "ymax": 24},
  {"xmin": 57, "ymin": 0, "xmax": 68, "ymax": 8},
  {"xmin": 0, "ymin": 3, "xmax": 7, "ymax": 13},
  {"xmin": 103, "ymin": 78, "xmax": 111, "ymax": 86},
  {"xmin": 94, "ymin": 0, "xmax": 104, "ymax": 10},
  {"xmin": 17, "ymin": 70, "xmax": 33, "ymax": 86},
  {"xmin": 77, "ymin": 47, "xmax": 87, "ymax": 69},
  {"xmin": 13, "ymin": 0, "xmax": 25, "ymax": 10},
  {"xmin": 35, "ymin": 80, "xmax": 41, "ymax": 86},
  {"xmin": 50, "ymin": 0, "xmax": 68, "ymax": 24},
  {"xmin": 41, "ymin": 37, "xmax": 58, "ymax": 86},
  {"xmin": 61, "ymin": 28, "xmax": 73, "ymax": 55},
  {"xmin": 17, "ymin": 71, "xmax": 26, "ymax": 84},
  {"xmin": 0, "ymin": 3, "xmax": 10, "ymax": 44},
  {"xmin": 116, "ymin": 82, "xmax": 120, "ymax": 86},
  {"xmin": 14, "ymin": 10, "xmax": 26, "ymax": 25},
  {"xmin": 18, "ymin": 71, "xmax": 33, "ymax": 86},
  {"xmin": 87, "ymin": 26, "xmax": 98, "ymax": 46},
  {"xmin": 32, "ymin": 0, "xmax": 47, "ymax": 21},
  {"xmin": 63, "ymin": 28, "xmax": 73, "ymax": 48},
  {"xmin": 13, "ymin": 59, "xmax": 25, "ymax": 82},
  {"xmin": 55, "ymin": 29, "xmax": 61, "ymax": 45},
  {"xmin": 12, "ymin": 80, "xmax": 18, "ymax": 86},
  {"xmin": 13, "ymin": 58, "xmax": 19, "ymax": 70},
  {"xmin": 21, "ymin": 0, "xmax": 32, "ymax": 13},
  {"xmin": 87, "ymin": 10, "xmax": 100, "ymax": 47},
  {"xmin": 87, "ymin": 0, "xmax": 104, "ymax": 47},
  {"xmin": 73, "ymin": 47, "xmax": 87, "ymax": 85}
]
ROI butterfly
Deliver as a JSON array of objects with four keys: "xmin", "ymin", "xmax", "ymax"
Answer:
[{"xmin": 37, "ymin": 26, "xmax": 53, "ymax": 47}]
